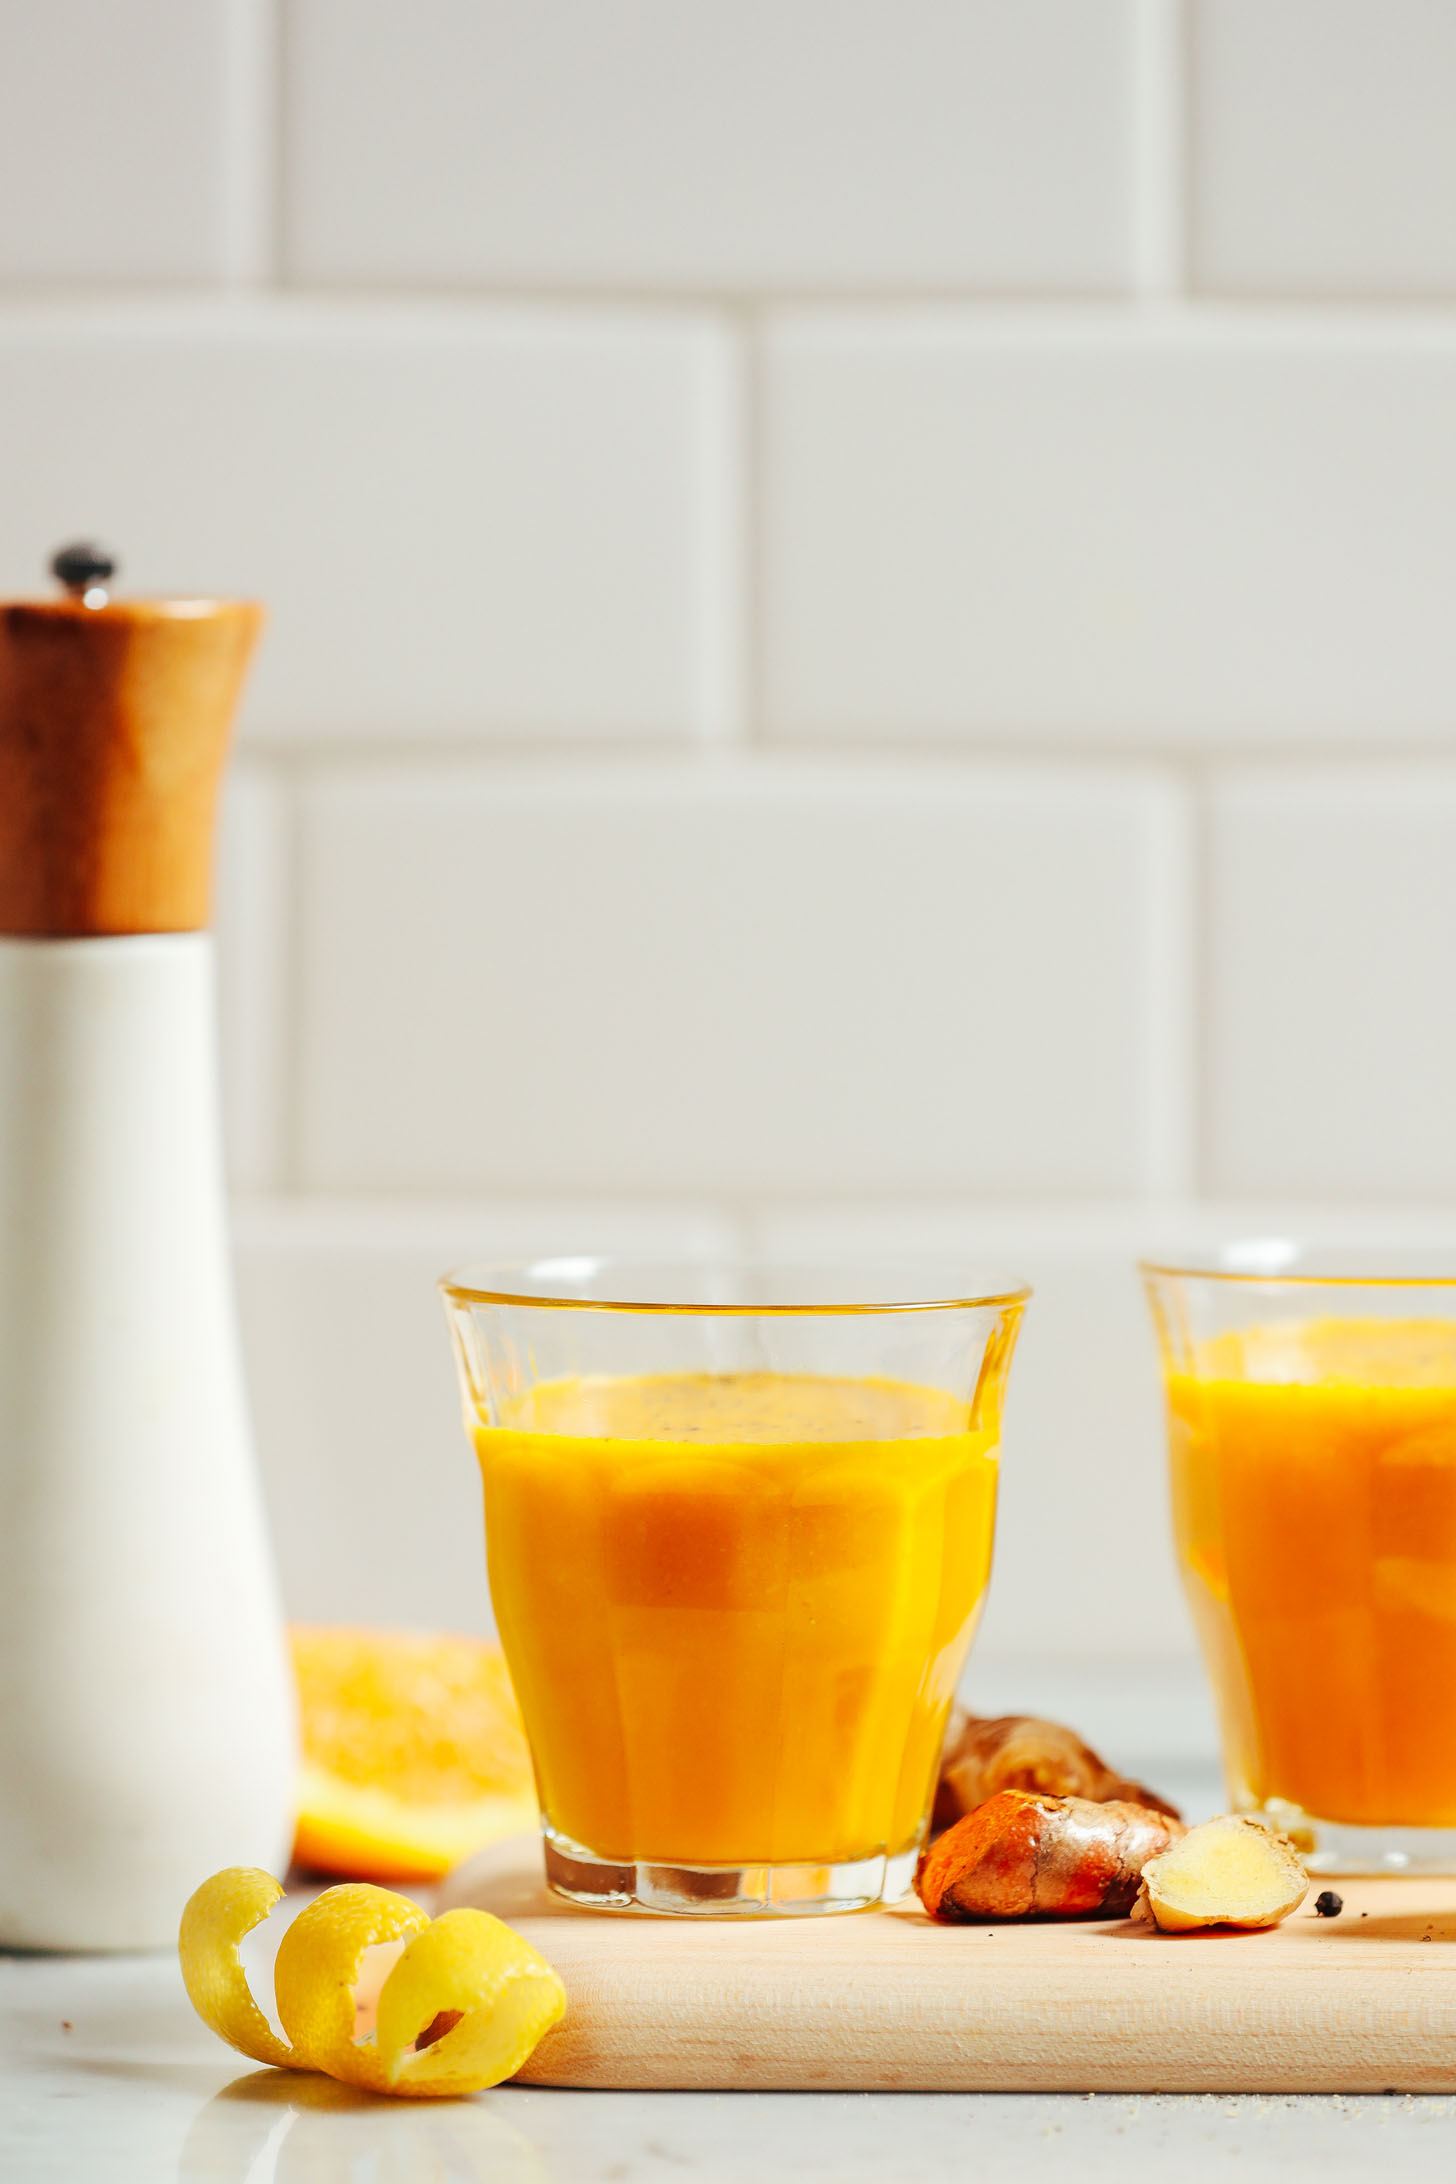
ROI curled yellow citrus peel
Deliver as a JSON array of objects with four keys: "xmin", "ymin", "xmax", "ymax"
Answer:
[
  {"xmin": 178, "ymin": 1868, "xmax": 566, "ymax": 2098},
  {"xmin": 273, "ymin": 1881, "xmax": 430, "ymax": 2089},
  {"xmin": 178, "ymin": 1867, "xmax": 294, "ymax": 2070}
]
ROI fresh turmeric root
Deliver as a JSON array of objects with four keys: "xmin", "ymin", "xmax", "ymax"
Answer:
[
  {"xmin": 1135, "ymin": 1814, "xmax": 1308, "ymax": 1932},
  {"xmin": 916, "ymin": 1789, "xmax": 1183, "ymax": 1922},
  {"xmin": 934, "ymin": 1710, "xmax": 1181, "ymax": 1832}
]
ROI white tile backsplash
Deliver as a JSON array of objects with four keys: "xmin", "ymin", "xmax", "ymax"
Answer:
[
  {"xmin": 1191, "ymin": 0, "xmax": 1456, "ymax": 298},
  {"xmin": 294, "ymin": 761, "xmax": 1172, "ymax": 1198},
  {"xmin": 762, "ymin": 317, "xmax": 1456, "ymax": 748},
  {"xmin": 0, "ymin": 1, "xmax": 237, "ymax": 286},
  {"xmin": 233, "ymin": 1199, "xmax": 740, "ymax": 1630},
  {"xmin": 215, "ymin": 762, "xmax": 293, "ymax": 1192},
  {"xmin": 1207, "ymin": 771, "xmax": 1456, "ymax": 1198},
  {"xmin": 284, "ymin": 0, "xmax": 1138, "ymax": 295},
  {"xmin": 4, "ymin": 8, "xmax": 1456, "ymax": 1693},
  {"xmin": 962, "ymin": 1652, "xmax": 1220, "ymax": 1787},
  {"xmin": 0, "ymin": 307, "xmax": 735, "ymax": 742}
]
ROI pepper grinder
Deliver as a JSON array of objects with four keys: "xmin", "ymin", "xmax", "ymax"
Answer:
[{"xmin": 0, "ymin": 547, "xmax": 296, "ymax": 1949}]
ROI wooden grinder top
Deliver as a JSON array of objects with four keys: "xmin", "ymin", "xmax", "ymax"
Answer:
[{"xmin": 0, "ymin": 546, "xmax": 263, "ymax": 937}]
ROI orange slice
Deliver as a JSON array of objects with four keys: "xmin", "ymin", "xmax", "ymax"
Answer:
[{"xmin": 290, "ymin": 1628, "xmax": 538, "ymax": 1883}]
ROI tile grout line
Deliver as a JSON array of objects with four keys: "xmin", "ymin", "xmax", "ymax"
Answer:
[
  {"xmin": 696, "ymin": 308, "xmax": 753, "ymax": 748},
  {"xmin": 1140, "ymin": 764, "xmax": 1200, "ymax": 1203},
  {"xmin": 235, "ymin": 738, "xmax": 1456, "ymax": 777},
  {"xmin": 270, "ymin": 757, "xmax": 308, "ymax": 1194},
  {"xmin": 739, "ymin": 304, "xmax": 767, "ymax": 749},
  {"xmin": 218, "ymin": 0, "xmax": 281, "ymax": 288},
  {"xmin": 1189, "ymin": 761, "xmax": 1216, "ymax": 1205},
  {"xmin": 1131, "ymin": 0, "xmax": 1188, "ymax": 302},
  {"xmin": 9, "ymin": 292, "xmax": 1456, "ymax": 334},
  {"xmin": 251, "ymin": 755, "xmax": 294, "ymax": 1194},
  {"xmin": 226, "ymin": 1187, "xmax": 1456, "ymax": 1232},
  {"xmin": 217, "ymin": 754, "xmax": 290, "ymax": 1195},
  {"xmin": 269, "ymin": 0, "xmax": 292, "ymax": 287}
]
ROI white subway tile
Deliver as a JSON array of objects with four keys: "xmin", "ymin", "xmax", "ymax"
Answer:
[
  {"xmin": 284, "ymin": 0, "xmax": 1137, "ymax": 294},
  {"xmin": 214, "ymin": 763, "xmax": 292, "ymax": 1192},
  {"xmin": 962, "ymin": 1655, "xmax": 1220, "ymax": 1785},
  {"xmin": 745, "ymin": 1204, "xmax": 1197, "ymax": 1659},
  {"xmin": 1191, "ymin": 0, "xmax": 1456, "ymax": 297},
  {"xmin": 0, "ymin": 306, "xmax": 731, "ymax": 740},
  {"xmin": 0, "ymin": 2, "xmax": 235, "ymax": 285},
  {"xmin": 232, "ymin": 1199, "xmax": 738, "ymax": 1629},
  {"xmin": 763, "ymin": 317, "xmax": 1456, "ymax": 747},
  {"xmin": 1208, "ymin": 771, "xmax": 1456, "ymax": 1197},
  {"xmin": 294, "ymin": 760, "xmax": 1171, "ymax": 1198}
]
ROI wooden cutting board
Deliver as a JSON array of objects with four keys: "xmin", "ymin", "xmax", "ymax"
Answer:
[{"xmin": 439, "ymin": 1837, "xmax": 1456, "ymax": 2093}]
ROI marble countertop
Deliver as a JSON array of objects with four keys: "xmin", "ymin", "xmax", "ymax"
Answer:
[{"xmin": 6, "ymin": 1945, "xmax": 1456, "ymax": 2184}]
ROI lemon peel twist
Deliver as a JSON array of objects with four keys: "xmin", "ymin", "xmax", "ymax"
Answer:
[
  {"xmin": 179, "ymin": 1868, "xmax": 294, "ymax": 2070},
  {"xmin": 179, "ymin": 1868, "xmax": 565, "ymax": 2098}
]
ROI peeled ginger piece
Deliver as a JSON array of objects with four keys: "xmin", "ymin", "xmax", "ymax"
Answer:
[{"xmin": 1136, "ymin": 1814, "xmax": 1309, "ymax": 1932}]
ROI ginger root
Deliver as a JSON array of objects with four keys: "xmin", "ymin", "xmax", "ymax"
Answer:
[
  {"xmin": 915, "ymin": 1789, "xmax": 1184, "ymax": 1922},
  {"xmin": 1134, "ymin": 1813, "xmax": 1309, "ymax": 1933},
  {"xmin": 934, "ymin": 1709, "xmax": 1180, "ymax": 1833}
]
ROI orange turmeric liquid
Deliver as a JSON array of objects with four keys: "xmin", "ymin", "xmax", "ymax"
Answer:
[
  {"xmin": 1169, "ymin": 1319, "xmax": 1456, "ymax": 1828},
  {"xmin": 475, "ymin": 1371, "xmax": 998, "ymax": 1866}
]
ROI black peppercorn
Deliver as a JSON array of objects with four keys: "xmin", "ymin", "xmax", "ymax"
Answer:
[{"xmin": 1314, "ymin": 1889, "xmax": 1343, "ymax": 1918}]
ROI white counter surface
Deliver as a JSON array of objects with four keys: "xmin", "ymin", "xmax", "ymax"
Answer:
[{"xmin": 5, "ymin": 1944, "xmax": 1456, "ymax": 2184}]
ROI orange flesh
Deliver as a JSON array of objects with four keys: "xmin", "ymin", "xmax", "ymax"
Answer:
[
  {"xmin": 290, "ymin": 1629, "xmax": 537, "ymax": 1881},
  {"xmin": 476, "ymin": 1371, "xmax": 998, "ymax": 1866},
  {"xmin": 1168, "ymin": 1318, "xmax": 1456, "ymax": 1828}
]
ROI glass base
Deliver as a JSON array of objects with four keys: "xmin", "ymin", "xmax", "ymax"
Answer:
[
  {"xmin": 542, "ymin": 1824, "xmax": 919, "ymax": 1916},
  {"xmin": 1244, "ymin": 1799, "xmax": 1456, "ymax": 1875}
]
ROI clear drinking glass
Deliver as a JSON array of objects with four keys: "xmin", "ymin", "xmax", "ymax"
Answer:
[
  {"xmin": 441, "ymin": 1259, "xmax": 1028, "ymax": 1915},
  {"xmin": 1143, "ymin": 1245, "xmax": 1456, "ymax": 1872}
]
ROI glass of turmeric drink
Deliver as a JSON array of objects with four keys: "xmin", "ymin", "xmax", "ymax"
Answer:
[
  {"xmin": 1144, "ymin": 1248, "xmax": 1456, "ymax": 1872},
  {"xmin": 441, "ymin": 1260, "xmax": 1027, "ymax": 1914}
]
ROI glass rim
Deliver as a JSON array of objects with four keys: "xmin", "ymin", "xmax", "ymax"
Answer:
[
  {"xmin": 438, "ymin": 1254, "xmax": 1032, "ymax": 1317},
  {"xmin": 1139, "ymin": 1240, "xmax": 1456, "ymax": 1289}
]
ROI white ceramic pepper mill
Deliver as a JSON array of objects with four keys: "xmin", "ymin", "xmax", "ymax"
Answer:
[{"xmin": 0, "ymin": 547, "xmax": 296, "ymax": 1949}]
